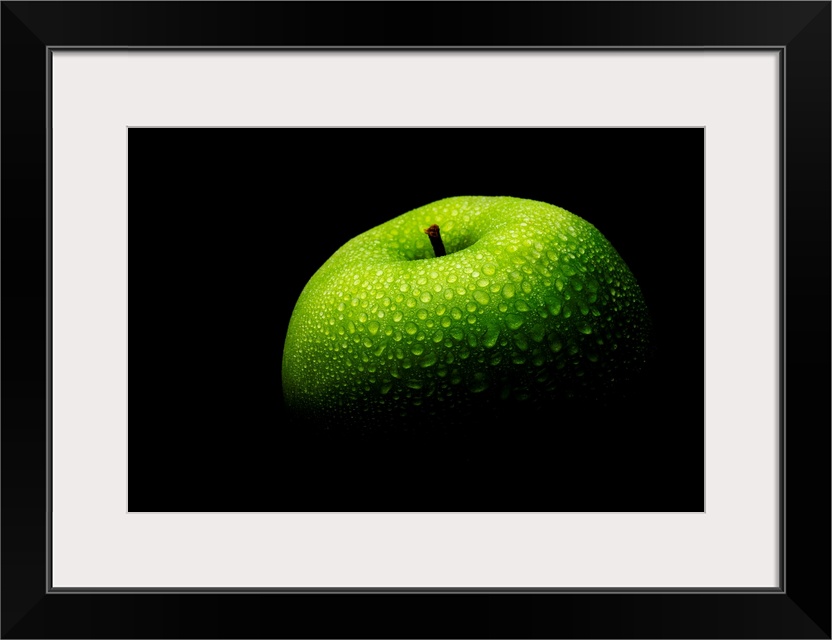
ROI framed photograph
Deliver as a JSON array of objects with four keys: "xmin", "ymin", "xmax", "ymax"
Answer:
[{"xmin": 3, "ymin": 2, "xmax": 829, "ymax": 638}]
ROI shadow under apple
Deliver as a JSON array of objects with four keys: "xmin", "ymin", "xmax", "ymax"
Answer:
[{"xmin": 278, "ymin": 344, "xmax": 660, "ymax": 512}]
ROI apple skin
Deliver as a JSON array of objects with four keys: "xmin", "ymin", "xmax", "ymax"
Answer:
[{"xmin": 282, "ymin": 196, "xmax": 651, "ymax": 430}]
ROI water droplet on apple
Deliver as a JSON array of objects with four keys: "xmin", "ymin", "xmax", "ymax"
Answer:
[
  {"xmin": 506, "ymin": 314, "xmax": 524, "ymax": 330},
  {"xmin": 419, "ymin": 352, "xmax": 437, "ymax": 368},
  {"xmin": 483, "ymin": 322, "xmax": 500, "ymax": 348},
  {"xmin": 545, "ymin": 298, "xmax": 562, "ymax": 316},
  {"xmin": 473, "ymin": 290, "xmax": 490, "ymax": 306}
]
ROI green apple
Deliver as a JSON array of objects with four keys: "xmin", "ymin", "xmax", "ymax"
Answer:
[{"xmin": 282, "ymin": 196, "xmax": 651, "ymax": 430}]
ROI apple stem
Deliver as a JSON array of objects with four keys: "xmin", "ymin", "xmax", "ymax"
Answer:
[{"xmin": 424, "ymin": 224, "xmax": 447, "ymax": 257}]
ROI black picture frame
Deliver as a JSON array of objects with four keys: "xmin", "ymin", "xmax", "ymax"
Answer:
[{"xmin": 2, "ymin": 2, "xmax": 829, "ymax": 638}]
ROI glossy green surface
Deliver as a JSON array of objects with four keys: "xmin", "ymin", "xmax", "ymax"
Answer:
[{"xmin": 283, "ymin": 196, "xmax": 651, "ymax": 428}]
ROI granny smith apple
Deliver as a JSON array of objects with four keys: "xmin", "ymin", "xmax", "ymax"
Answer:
[{"xmin": 282, "ymin": 196, "xmax": 651, "ymax": 429}]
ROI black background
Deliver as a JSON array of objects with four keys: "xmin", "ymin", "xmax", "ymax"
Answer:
[{"xmin": 127, "ymin": 127, "xmax": 704, "ymax": 512}]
